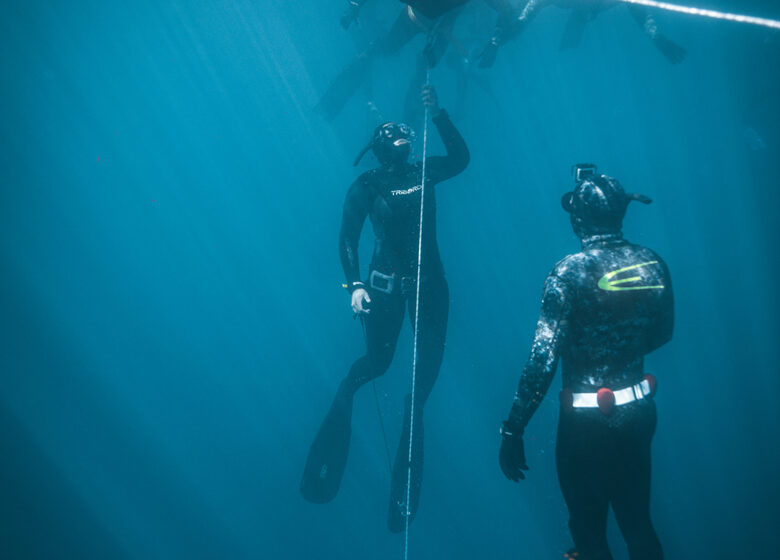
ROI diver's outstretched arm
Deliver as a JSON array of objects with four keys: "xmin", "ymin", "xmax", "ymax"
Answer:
[
  {"xmin": 421, "ymin": 86, "xmax": 469, "ymax": 183},
  {"xmin": 478, "ymin": 0, "xmax": 549, "ymax": 68},
  {"xmin": 425, "ymin": 110, "xmax": 470, "ymax": 181},
  {"xmin": 628, "ymin": 6, "xmax": 686, "ymax": 64}
]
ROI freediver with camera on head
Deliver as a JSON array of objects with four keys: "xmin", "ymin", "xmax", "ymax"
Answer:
[{"xmin": 498, "ymin": 164, "xmax": 673, "ymax": 560}]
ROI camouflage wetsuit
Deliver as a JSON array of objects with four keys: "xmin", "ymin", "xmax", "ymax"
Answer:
[{"xmin": 509, "ymin": 232, "xmax": 673, "ymax": 560}]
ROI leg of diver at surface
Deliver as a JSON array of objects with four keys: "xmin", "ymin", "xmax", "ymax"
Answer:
[
  {"xmin": 422, "ymin": 9, "xmax": 459, "ymax": 68},
  {"xmin": 301, "ymin": 292, "xmax": 405, "ymax": 503},
  {"xmin": 316, "ymin": 10, "xmax": 421, "ymax": 121},
  {"xmin": 612, "ymin": 402, "xmax": 663, "ymax": 560},
  {"xmin": 628, "ymin": 6, "xmax": 686, "ymax": 64},
  {"xmin": 315, "ymin": 53, "xmax": 373, "ymax": 121},
  {"xmin": 559, "ymin": 10, "xmax": 589, "ymax": 50},
  {"xmin": 401, "ymin": 8, "xmax": 457, "ymax": 122},
  {"xmin": 379, "ymin": 8, "xmax": 425, "ymax": 56},
  {"xmin": 478, "ymin": 0, "xmax": 548, "ymax": 68}
]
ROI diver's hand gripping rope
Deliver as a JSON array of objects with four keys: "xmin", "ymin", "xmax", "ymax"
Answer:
[
  {"xmin": 616, "ymin": 0, "xmax": 780, "ymax": 30},
  {"xmin": 404, "ymin": 69, "xmax": 431, "ymax": 560}
]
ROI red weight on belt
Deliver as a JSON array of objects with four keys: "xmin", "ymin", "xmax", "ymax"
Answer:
[
  {"xmin": 643, "ymin": 374, "xmax": 658, "ymax": 396},
  {"xmin": 560, "ymin": 389, "xmax": 573, "ymax": 410},
  {"xmin": 597, "ymin": 388, "xmax": 615, "ymax": 415}
]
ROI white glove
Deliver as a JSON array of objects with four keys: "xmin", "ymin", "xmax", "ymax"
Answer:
[{"xmin": 351, "ymin": 288, "xmax": 372, "ymax": 315}]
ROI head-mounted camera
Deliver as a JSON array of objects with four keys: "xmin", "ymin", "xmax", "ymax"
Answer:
[{"xmin": 571, "ymin": 163, "xmax": 598, "ymax": 184}]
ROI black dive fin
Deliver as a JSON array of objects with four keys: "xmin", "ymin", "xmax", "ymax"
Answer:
[
  {"xmin": 653, "ymin": 34, "xmax": 686, "ymax": 64},
  {"xmin": 387, "ymin": 397, "xmax": 424, "ymax": 533},
  {"xmin": 559, "ymin": 11, "xmax": 588, "ymax": 51},
  {"xmin": 300, "ymin": 386, "xmax": 354, "ymax": 503},
  {"xmin": 315, "ymin": 55, "xmax": 372, "ymax": 121},
  {"xmin": 477, "ymin": 41, "xmax": 500, "ymax": 69}
]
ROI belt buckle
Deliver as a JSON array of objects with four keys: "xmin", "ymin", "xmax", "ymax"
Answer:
[{"xmin": 369, "ymin": 270, "xmax": 395, "ymax": 294}]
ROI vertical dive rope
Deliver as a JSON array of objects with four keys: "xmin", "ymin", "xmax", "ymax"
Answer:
[{"xmin": 404, "ymin": 67, "xmax": 431, "ymax": 560}]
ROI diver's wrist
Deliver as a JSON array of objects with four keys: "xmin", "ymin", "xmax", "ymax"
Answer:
[
  {"xmin": 500, "ymin": 420, "xmax": 523, "ymax": 439},
  {"xmin": 344, "ymin": 281, "xmax": 366, "ymax": 294},
  {"xmin": 504, "ymin": 396, "xmax": 527, "ymax": 432}
]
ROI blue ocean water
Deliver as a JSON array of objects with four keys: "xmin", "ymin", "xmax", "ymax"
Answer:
[{"xmin": 1, "ymin": 1, "xmax": 778, "ymax": 558}]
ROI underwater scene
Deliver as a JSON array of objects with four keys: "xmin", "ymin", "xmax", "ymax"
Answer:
[{"xmin": 1, "ymin": 1, "xmax": 778, "ymax": 558}]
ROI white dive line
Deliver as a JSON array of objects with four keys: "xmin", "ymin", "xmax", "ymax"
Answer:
[
  {"xmin": 616, "ymin": 0, "xmax": 780, "ymax": 30},
  {"xmin": 404, "ymin": 67, "xmax": 431, "ymax": 560}
]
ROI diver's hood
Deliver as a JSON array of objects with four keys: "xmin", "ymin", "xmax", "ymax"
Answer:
[
  {"xmin": 561, "ymin": 174, "xmax": 651, "ymax": 236},
  {"xmin": 354, "ymin": 122, "xmax": 415, "ymax": 167}
]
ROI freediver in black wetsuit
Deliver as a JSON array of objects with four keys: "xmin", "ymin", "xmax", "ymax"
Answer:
[
  {"xmin": 318, "ymin": 0, "xmax": 516, "ymax": 121},
  {"xmin": 301, "ymin": 85, "xmax": 469, "ymax": 533},
  {"xmin": 498, "ymin": 165, "xmax": 673, "ymax": 560},
  {"xmin": 477, "ymin": 0, "xmax": 687, "ymax": 68}
]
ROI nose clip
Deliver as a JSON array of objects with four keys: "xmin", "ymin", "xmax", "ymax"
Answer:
[{"xmin": 597, "ymin": 388, "xmax": 615, "ymax": 415}]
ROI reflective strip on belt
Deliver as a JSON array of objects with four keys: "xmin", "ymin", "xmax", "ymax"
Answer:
[{"xmin": 571, "ymin": 379, "xmax": 652, "ymax": 408}]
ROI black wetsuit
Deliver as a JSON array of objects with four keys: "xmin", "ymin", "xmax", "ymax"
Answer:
[
  {"xmin": 339, "ymin": 109, "xmax": 468, "ymax": 400},
  {"xmin": 335, "ymin": 109, "xmax": 467, "ymax": 530},
  {"xmin": 511, "ymin": 233, "xmax": 673, "ymax": 560}
]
